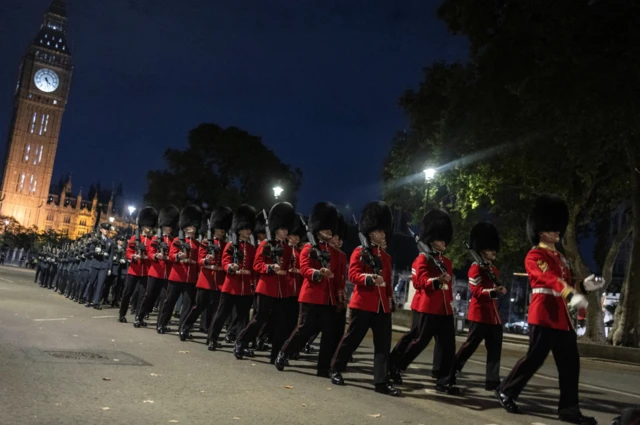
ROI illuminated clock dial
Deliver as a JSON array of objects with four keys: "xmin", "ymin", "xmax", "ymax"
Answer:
[{"xmin": 34, "ymin": 68, "xmax": 59, "ymax": 93}]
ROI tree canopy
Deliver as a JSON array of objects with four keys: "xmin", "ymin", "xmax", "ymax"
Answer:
[{"xmin": 145, "ymin": 124, "xmax": 303, "ymax": 210}]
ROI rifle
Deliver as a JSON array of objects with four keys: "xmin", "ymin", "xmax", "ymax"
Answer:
[
  {"xmin": 226, "ymin": 231, "xmax": 244, "ymax": 267},
  {"xmin": 205, "ymin": 219, "xmax": 220, "ymax": 256},
  {"xmin": 300, "ymin": 216, "xmax": 330, "ymax": 268},
  {"xmin": 178, "ymin": 229, "xmax": 191, "ymax": 259},
  {"xmin": 262, "ymin": 209, "xmax": 283, "ymax": 264},
  {"xmin": 133, "ymin": 220, "xmax": 146, "ymax": 258},
  {"xmin": 465, "ymin": 242, "xmax": 500, "ymax": 286},
  {"xmin": 155, "ymin": 227, "xmax": 169, "ymax": 257},
  {"xmin": 408, "ymin": 227, "xmax": 447, "ymax": 276},
  {"xmin": 358, "ymin": 232, "xmax": 383, "ymax": 276}
]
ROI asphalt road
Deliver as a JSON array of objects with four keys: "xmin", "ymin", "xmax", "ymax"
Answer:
[{"xmin": 0, "ymin": 265, "xmax": 638, "ymax": 425}]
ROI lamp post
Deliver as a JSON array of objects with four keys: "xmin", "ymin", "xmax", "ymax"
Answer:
[
  {"xmin": 273, "ymin": 186, "xmax": 284, "ymax": 200},
  {"xmin": 423, "ymin": 168, "xmax": 436, "ymax": 210},
  {"xmin": 109, "ymin": 216, "xmax": 115, "ymax": 223}
]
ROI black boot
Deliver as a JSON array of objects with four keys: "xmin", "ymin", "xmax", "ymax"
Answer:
[
  {"xmin": 233, "ymin": 345, "xmax": 244, "ymax": 360},
  {"xmin": 389, "ymin": 365, "xmax": 403, "ymax": 385},
  {"xmin": 93, "ymin": 304, "xmax": 102, "ymax": 311},
  {"xmin": 495, "ymin": 390, "xmax": 519, "ymax": 414},
  {"xmin": 156, "ymin": 325, "xmax": 169, "ymax": 334},
  {"xmin": 303, "ymin": 343, "xmax": 313, "ymax": 354},
  {"xmin": 274, "ymin": 352, "xmax": 287, "ymax": 371},
  {"xmin": 435, "ymin": 382, "xmax": 461, "ymax": 395},
  {"xmin": 375, "ymin": 383, "xmax": 402, "ymax": 397},
  {"xmin": 329, "ymin": 369, "xmax": 345, "ymax": 386},
  {"xmin": 133, "ymin": 318, "xmax": 147, "ymax": 328},
  {"xmin": 178, "ymin": 328, "xmax": 190, "ymax": 341},
  {"xmin": 558, "ymin": 407, "xmax": 597, "ymax": 425},
  {"xmin": 118, "ymin": 316, "xmax": 127, "ymax": 323},
  {"xmin": 224, "ymin": 335, "xmax": 235, "ymax": 344}
]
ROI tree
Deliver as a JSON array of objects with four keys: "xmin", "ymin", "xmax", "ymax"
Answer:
[
  {"xmin": 145, "ymin": 124, "xmax": 302, "ymax": 210},
  {"xmin": 383, "ymin": 1, "xmax": 639, "ymax": 345}
]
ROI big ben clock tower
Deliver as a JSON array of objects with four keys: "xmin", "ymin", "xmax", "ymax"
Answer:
[{"xmin": 0, "ymin": 0, "xmax": 72, "ymax": 228}]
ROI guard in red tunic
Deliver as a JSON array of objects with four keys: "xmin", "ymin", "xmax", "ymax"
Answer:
[
  {"xmin": 234, "ymin": 202, "xmax": 295, "ymax": 361},
  {"xmin": 156, "ymin": 205, "xmax": 202, "ymax": 334},
  {"xmin": 450, "ymin": 222, "xmax": 506, "ymax": 390},
  {"xmin": 284, "ymin": 213, "xmax": 307, "ymax": 357},
  {"xmin": 179, "ymin": 206, "xmax": 232, "ymax": 341},
  {"xmin": 134, "ymin": 205, "xmax": 179, "ymax": 328},
  {"xmin": 329, "ymin": 201, "xmax": 400, "ymax": 396},
  {"xmin": 275, "ymin": 202, "xmax": 343, "ymax": 376},
  {"xmin": 118, "ymin": 207, "xmax": 157, "ymax": 323},
  {"xmin": 389, "ymin": 209, "xmax": 460, "ymax": 395},
  {"xmin": 496, "ymin": 195, "xmax": 604, "ymax": 425},
  {"xmin": 207, "ymin": 205, "xmax": 257, "ymax": 351}
]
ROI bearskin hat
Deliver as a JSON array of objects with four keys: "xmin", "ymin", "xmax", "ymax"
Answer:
[
  {"xmin": 291, "ymin": 214, "xmax": 307, "ymax": 239},
  {"xmin": 336, "ymin": 212, "xmax": 348, "ymax": 241},
  {"xmin": 470, "ymin": 222, "xmax": 500, "ymax": 253},
  {"xmin": 137, "ymin": 206, "xmax": 158, "ymax": 228},
  {"xmin": 309, "ymin": 202, "xmax": 339, "ymax": 235},
  {"xmin": 527, "ymin": 194, "xmax": 569, "ymax": 245},
  {"xmin": 254, "ymin": 211, "xmax": 267, "ymax": 235},
  {"xmin": 210, "ymin": 206, "xmax": 233, "ymax": 231},
  {"xmin": 268, "ymin": 202, "xmax": 296, "ymax": 233},
  {"xmin": 179, "ymin": 205, "xmax": 203, "ymax": 230},
  {"xmin": 158, "ymin": 205, "xmax": 180, "ymax": 229},
  {"xmin": 359, "ymin": 201, "xmax": 393, "ymax": 237},
  {"xmin": 419, "ymin": 209, "xmax": 453, "ymax": 245},
  {"xmin": 232, "ymin": 204, "xmax": 256, "ymax": 232}
]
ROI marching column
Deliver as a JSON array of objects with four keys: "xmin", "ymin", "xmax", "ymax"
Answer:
[{"xmin": 496, "ymin": 195, "xmax": 602, "ymax": 425}]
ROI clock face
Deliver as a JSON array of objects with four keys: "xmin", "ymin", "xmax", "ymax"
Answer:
[{"xmin": 34, "ymin": 68, "xmax": 59, "ymax": 93}]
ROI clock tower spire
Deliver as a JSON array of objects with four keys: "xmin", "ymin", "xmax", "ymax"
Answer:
[{"xmin": 0, "ymin": 0, "xmax": 73, "ymax": 228}]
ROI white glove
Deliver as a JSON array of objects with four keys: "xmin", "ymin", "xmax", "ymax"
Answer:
[
  {"xmin": 107, "ymin": 270, "xmax": 112, "ymax": 276},
  {"xmin": 95, "ymin": 247, "xmax": 102, "ymax": 254},
  {"xmin": 120, "ymin": 259, "xmax": 126, "ymax": 264},
  {"xmin": 583, "ymin": 274, "xmax": 605, "ymax": 291},
  {"xmin": 442, "ymin": 283, "xmax": 449, "ymax": 291},
  {"xmin": 569, "ymin": 293, "xmax": 589, "ymax": 310}
]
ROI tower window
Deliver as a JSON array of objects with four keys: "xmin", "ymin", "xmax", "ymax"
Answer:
[
  {"xmin": 38, "ymin": 145, "xmax": 44, "ymax": 164},
  {"xmin": 30, "ymin": 112, "xmax": 37, "ymax": 133},
  {"xmin": 46, "ymin": 213, "xmax": 54, "ymax": 221},
  {"xmin": 43, "ymin": 114, "xmax": 49, "ymax": 133},
  {"xmin": 80, "ymin": 219, "xmax": 87, "ymax": 226},
  {"xmin": 17, "ymin": 173, "xmax": 25, "ymax": 192},
  {"xmin": 39, "ymin": 114, "xmax": 45, "ymax": 135},
  {"xmin": 63, "ymin": 216, "xmax": 71, "ymax": 224}
]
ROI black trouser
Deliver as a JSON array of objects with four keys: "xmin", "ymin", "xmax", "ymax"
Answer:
[
  {"xmin": 136, "ymin": 277, "xmax": 168, "ymax": 322},
  {"xmin": 34, "ymin": 266, "xmax": 41, "ymax": 283},
  {"xmin": 111, "ymin": 274, "xmax": 126, "ymax": 303},
  {"xmin": 284, "ymin": 297, "xmax": 300, "ymax": 345},
  {"xmin": 119, "ymin": 275, "xmax": 147, "ymax": 319},
  {"xmin": 225, "ymin": 306, "xmax": 241, "ymax": 339},
  {"xmin": 79, "ymin": 270, "xmax": 91, "ymax": 300},
  {"xmin": 182, "ymin": 288, "xmax": 221, "ymax": 331},
  {"xmin": 157, "ymin": 281, "xmax": 197, "ymax": 329},
  {"xmin": 102, "ymin": 274, "xmax": 116, "ymax": 303},
  {"xmin": 208, "ymin": 293, "xmax": 253, "ymax": 345},
  {"xmin": 84, "ymin": 268, "xmax": 108, "ymax": 305},
  {"xmin": 390, "ymin": 313, "xmax": 456, "ymax": 386},
  {"xmin": 499, "ymin": 325, "xmax": 580, "ymax": 410},
  {"xmin": 236, "ymin": 294, "xmax": 289, "ymax": 360},
  {"xmin": 39, "ymin": 268, "xmax": 49, "ymax": 287},
  {"xmin": 452, "ymin": 321, "xmax": 503, "ymax": 384},
  {"xmin": 331, "ymin": 308, "xmax": 392, "ymax": 385},
  {"xmin": 281, "ymin": 303, "xmax": 344, "ymax": 372}
]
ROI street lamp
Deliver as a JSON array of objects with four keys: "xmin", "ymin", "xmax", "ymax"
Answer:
[
  {"xmin": 109, "ymin": 216, "xmax": 115, "ymax": 223},
  {"xmin": 128, "ymin": 206, "xmax": 136, "ymax": 216},
  {"xmin": 273, "ymin": 186, "xmax": 284, "ymax": 199},
  {"xmin": 423, "ymin": 168, "xmax": 436, "ymax": 210},
  {"xmin": 4, "ymin": 220, "xmax": 8, "ymax": 226}
]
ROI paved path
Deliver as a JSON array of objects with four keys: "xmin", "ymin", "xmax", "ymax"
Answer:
[{"xmin": 0, "ymin": 265, "xmax": 637, "ymax": 425}]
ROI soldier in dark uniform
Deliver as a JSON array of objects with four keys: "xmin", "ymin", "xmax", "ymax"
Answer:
[
  {"xmin": 38, "ymin": 248, "xmax": 50, "ymax": 288},
  {"xmin": 34, "ymin": 252, "xmax": 43, "ymax": 283},
  {"xmin": 496, "ymin": 195, "xmax": 604, "ymax": 425},
  {"xmin": 83, "ymin": 223, "xmax": 114, "ymax": 309}
]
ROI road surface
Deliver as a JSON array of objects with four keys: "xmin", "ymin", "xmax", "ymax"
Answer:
[{"xmin": 0, "ymin": 265, "xmax": 638, "ymax": 425}]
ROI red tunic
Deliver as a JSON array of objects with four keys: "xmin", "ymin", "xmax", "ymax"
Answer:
[
  {"xmin": 221, "ymin": 240, "xmax": 256, "ymax": 296},
  {"xmin": 467, "ymin": 263, "xmax": 501, "ymax": 325},
  {"xmin": 526, "ymin": 245, "xmax": 574, "ymax": 331},
  {"xmin": 147, "ymin": 234, "xmax": 173, "ymax": 280},
  {"xmin": 287, "ymin": 245, "xmax": 303, "ymax": 298},
  {"xmin": 253, "ymin": 239, "xmax": 292, "ymax": 299},
  {"xmin": 348, "ymin": 246, "xmax": 393, "ymax": 314},
  {"xmin": 411, "ymin": 253, "xmax": 453, "ymax": 316},
  {"xmin": 196, "ymin": 238, "xmax": 225, "ymax": 291},
  {"xmin": 168, "ymin": 237, "xmax": 200, "ymax": 283},
  {"xmin": 298, "ymin": 242, "xmax": 341, "ymax": 305},
  {"xmin": 126, "ymin": 234, "xmax": 153, "ymax": 276}
]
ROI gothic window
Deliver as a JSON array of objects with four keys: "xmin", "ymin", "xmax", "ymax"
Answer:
[
  {"xmin": 38, "ymin": 145, "xmax": 44, "ymax": 164},
  {"xmin": 38, "ymin": 114, "xmax": 46, "ymax": 135},
  {"xmin": 17, "ymin": 173, "xmax": 25, "ymax": 192},
  {"xmin": 43, "ymin": 115, "xmax": 49, "ymax": 133},
  {"xmin": 80, "ymin": 219, "xmax": 87, "ymax": 226},
  {"xmin": 63, "ymin": 216, "xmax": 71, "ymax": 224},
  {"xmin": 28, "ymin": 175, "xmax": 35, "ymax": 193},
  {"xmin": 46, "ymin": 213, "xmax": 54, "ymax": 221},
  {"xmin": 30, "ymin": 112, "xmax": 37, "ymax": 133},
  {"xmin": 24, "ymin": 144, "xmax": 31, "ymax": 162}
]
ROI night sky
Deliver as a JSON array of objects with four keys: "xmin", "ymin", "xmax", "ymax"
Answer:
[{"xmin": 0, "ymin": 0, "xmax": 466, "ymax": 214}]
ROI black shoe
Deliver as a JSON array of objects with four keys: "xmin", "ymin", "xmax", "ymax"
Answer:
[
  {"xmin": 233, "ymin": 345, "xmax": 244, "ymax": 360},
  {"xmin": 389, "ymin": 366, "xmax": 403, "ymax": 385},
  {"xmin": 243, "ymin": 348, "xmax": 255, "ymax": 358},
  {"xmin": 84, "ymin": 302, "xmax": 91, "ymax": 307},
  {"xmin": 329, "ymin": 369, "xmax": 345, "ymax": 386},
  {"xmin": 303, "ymin": 343, "xmax": 313, "ymax": 354},
  {"xmin": 485, "ymin": 380, "xmax": 500, "ymax": 391},
  {"xmin": 208, "ymin": 342, "xmax": 217, "ymax": 351},
  {"xmin": 156, "ymin": 326, "xmax": 169, "ymax": 334},
  {"xmin": 558, "ymin": 407, "xmax": 598, "ymax": 425},
  {"xmin": 256, "ymin": 339, "xmax": 270, "ymax": 352},
  {"xmin": 435, "ymin": 383, "xmax": 461, "ymax": 395},
  {"xmin": 495, "ymin": 390, "xmax": 519, "ymax": 414},
  {"xmin": 375, "ymin": 383, "xmax": 402, "ymax": 397},
  {"xmin": 93, "ymin": 304, "xmax": 102, "ymax": 310},
  {"xmin": 178, "ymin": 329, "xmax": 190, "ymax": 341},
  {"xmin": 133, "ymin": 319, "xmax": 147, "ymax": 328},
  {"xmin": 274, "ymin": 352, "xmax": 287, "ymax": 371},
  {"xmin": 225, "ymin": 335, "xmax": 235, "ymax": 344},
  {"xmin": 316, "ymin": 369, "xmax": 330, "ymax": 378},
  {"xmin": 118, "ymin": 316, "xmax": 127, "ymax": 323}
]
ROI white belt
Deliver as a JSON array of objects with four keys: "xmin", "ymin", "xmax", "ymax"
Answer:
[{"xmin": 532, "ymin": 288, "xmax": 562, "ymax": 297}]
